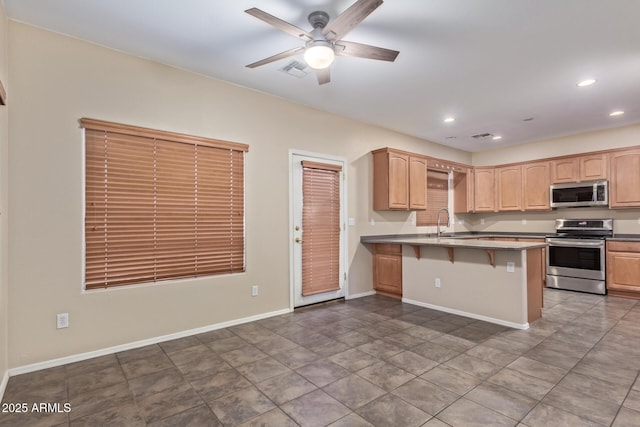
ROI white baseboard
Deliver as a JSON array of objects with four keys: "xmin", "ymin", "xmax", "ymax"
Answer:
[
  {"xmin": 8, "ymin": 308, "xmax": 292, "ymax": 377},
  {"xmin": 402, "ymin": 297, "xmax": 529, "ymax": 330},
  {"xmin": 346, "ymin": 290, "xmax": 376, "ymax": 300},
  {"xmin": 0, "ymin": 369, "xmax": 8, "ymax": 402}
]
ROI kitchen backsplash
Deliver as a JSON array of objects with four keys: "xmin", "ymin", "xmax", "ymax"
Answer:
[
  {"xmin": 457, "ymin": 208, "xmax": 640, "ymax": 235},
  {"xmin": 359, "ymin": 207, "xmax": 640, "ymax": 236}
]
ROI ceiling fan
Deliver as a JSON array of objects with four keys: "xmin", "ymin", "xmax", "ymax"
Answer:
[{"xmin": 245, "ymin": 0, "xmax": 399, "ymax": 85}]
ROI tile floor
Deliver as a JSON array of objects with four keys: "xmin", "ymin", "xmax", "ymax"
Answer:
[{"xmin": 2, "ymin": 288, "xmax": 640, "ymax": 426}]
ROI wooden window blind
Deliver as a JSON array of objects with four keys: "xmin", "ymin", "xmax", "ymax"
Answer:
[
  {"xmin": 416, "ymin": 169, "xmax": 449, "ymax": 226},
  {"xmin": 82, "ymin": 118, "xmax": 248, "ymax": 289},
  {"xmin": 301, "ymin": 161, "xmax": 342, "ymax": 296}
]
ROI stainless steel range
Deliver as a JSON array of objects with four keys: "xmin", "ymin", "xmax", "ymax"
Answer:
[{"xmin": 546, "ymin": 218, "xmax": 613, "ymax": 295}]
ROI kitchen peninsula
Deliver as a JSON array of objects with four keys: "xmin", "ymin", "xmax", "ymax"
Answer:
[{"xmin": 361, "ymin": 235, "xmax": 547, "ymax": 329}]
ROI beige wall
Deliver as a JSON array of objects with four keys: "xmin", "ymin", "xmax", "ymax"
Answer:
[
  {"xmin": 6, "ymin": 21, "xmax": 469, "ymax": 368},
  {"xmin": 472, "ymin": 124, "xmax": 640, "ymax": 166},
  {"xmin": 402, "ymin": 246, "xmax": 527, "ymax": 327},
  {"xmin": 0, "ymin": 1, "xmax": 9, "ymax": 386}
]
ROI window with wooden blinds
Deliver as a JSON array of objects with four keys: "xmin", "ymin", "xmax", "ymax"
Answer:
[
  {"xmin": 416, "ymin": 169, "xmax": 449, "ymax": 226},
  {"xmin": 301, "ymin": 161, "xmax": 342, "ymax": 297},
  {"xmin": 82, "ymin": 118, "xmax": 248, "ymax": 289}
]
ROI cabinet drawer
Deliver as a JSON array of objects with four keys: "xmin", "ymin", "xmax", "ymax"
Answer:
[
  {"xmin": 607, "ymin": 241, "xmax": 640, "ymax": 253},
  {"xmin": 375, "ymin": 243, "xmax": 402, "ymax": 255}
]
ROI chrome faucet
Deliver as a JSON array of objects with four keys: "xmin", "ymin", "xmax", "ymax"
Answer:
[{"xmin": 437, "ymin": 208, "xmax": 450, "ymax": 240}]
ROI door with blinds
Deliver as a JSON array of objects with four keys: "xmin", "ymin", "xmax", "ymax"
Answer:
[{"xmin": 291, "ymin": 153, "xmax": 346, "ymax": 307}]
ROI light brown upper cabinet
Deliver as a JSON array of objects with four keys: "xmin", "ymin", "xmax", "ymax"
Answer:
[
  {"xmin": 609, "ymin": 148, "xmax": 640, "ymax": 208},
  {"xmin": 580, "ymin": 153, "xmax": 608, "ymax": 181},
  {"xmin": 522, "ymin": 161, "xmax": 551, "ymax": 211},
  {"xmin": 551, "ymin": 153, "xmax": 608, "ymax": 183},
  {"xmin": 372, "ymin": 148, "xmax": 427, "ymax": 211},
  {"xmin": 496, "ymin": 165, "xmax": 522, "ymax": 211},
  {"xmin": 453, "ymin": 169, "xmax": 474, "ymax": 213},
  {"xmin": 473, "ymin": 167, "xmax": 495, "ymax": 212},
  {"xmin": 409, "ymin": 156, "xmax": 428, "ymax": 210}
]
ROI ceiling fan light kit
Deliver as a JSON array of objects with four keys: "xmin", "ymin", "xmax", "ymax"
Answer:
[
  {"xmin": 304, "ymin": 41, "xmax": 335, "ymax": 69},
  {"xmin": 245, "ymin": 0, "xmax": 399, "ymax": 84}
]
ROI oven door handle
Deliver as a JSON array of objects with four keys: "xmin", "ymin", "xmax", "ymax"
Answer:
[{"xmin": 546, "ymin": 238, "xmax": 604, "ymax": 248}]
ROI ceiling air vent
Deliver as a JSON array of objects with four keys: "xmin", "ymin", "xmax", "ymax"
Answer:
[
  {"xmin": 471, "ymin": 133, "xmax": 494, "ymax": 140},
  {"xmin": 279, "ymin": 61, "xmax": 309, "ymax": 78}
]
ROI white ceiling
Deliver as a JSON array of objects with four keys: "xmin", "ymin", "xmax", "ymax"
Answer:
[{"xmin": 5, "ymin": 0, "xmax": 640, "ymax": 152}]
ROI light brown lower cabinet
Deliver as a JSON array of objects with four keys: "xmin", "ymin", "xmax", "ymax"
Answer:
[
  {"xmin": 607, "ymin": 241, "xmax": 640, "ymax": 299},
  {"xmin": 373, "ymin": 243, "xmax": 402, "ymax": 299}
]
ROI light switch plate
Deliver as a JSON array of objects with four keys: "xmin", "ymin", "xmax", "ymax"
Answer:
[{"xmin": 507, "ymin": 262, "xmax": 515, "ymax": 273}]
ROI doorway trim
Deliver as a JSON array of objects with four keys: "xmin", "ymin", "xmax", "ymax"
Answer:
[{"xmin": 288, "ymin": 149, "xmax": 348, "ymax": 311}]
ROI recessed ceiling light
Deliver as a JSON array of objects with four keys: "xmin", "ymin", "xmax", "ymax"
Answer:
[
  {"xmin": 492, "ymin": 136, "xmax": 502, "ymax": 141},
  {"xmin": 609, "ymin": 110, "xmax": 625, "ymax": 116},
  {"xmin": 443, "ymin": 117, "xmax": 455, "ymax": 123},
  {"xmin": 577, "ymin": 79, "xmax": 597, "ymax": 87}
]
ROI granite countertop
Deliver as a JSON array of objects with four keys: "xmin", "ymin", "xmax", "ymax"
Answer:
[{"xmin": 360, "ymin": 235, "xmax": 547, "ymax": 251}]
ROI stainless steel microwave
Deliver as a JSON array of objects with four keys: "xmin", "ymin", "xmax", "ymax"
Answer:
[{"xmin": 550, "ymin": 180, "xmax": 608, "ymax": 208}]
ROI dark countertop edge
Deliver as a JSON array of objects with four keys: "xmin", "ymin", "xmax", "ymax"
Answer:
[
  {"xmin": 360, "ymin": 231, "xmax": 551, "ymax": 242},
  {"xmin": 608, "ymin": 234, "xmax": 640, "ymax": 241},
  {"xmin": 361, "ymin": 232, "xmax": 640, "ymax": 243}
]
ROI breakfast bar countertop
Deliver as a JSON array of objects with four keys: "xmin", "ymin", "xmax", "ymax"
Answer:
[{"xmin": 361, "ymin": 234, "xmax": 548, "ymax": 251}]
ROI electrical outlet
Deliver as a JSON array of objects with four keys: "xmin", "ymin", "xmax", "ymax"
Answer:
[
  {"xmin": 56, "ymin": 313, "xmax": 69, "ymax": 329},
  {"xmin": 480, "ymin": 218, "xmax": 485, "ymax": 225},
  {"xmin": 348, "ymin": 217, "xmax": 355, "ymax": 227},
  {"xmin": 435, "ymin": 278, "xmax": 441, "ymax": 288},
  {"xmin": 507, "ymin": 262, "xmax": 515, "ymax": 273},
  {"xmin": 522, "ymin": 219, "xmax": 527, "ymax": 225},
  {"xmin": 251, "ymin": 285, "xmax": 258, "ymax": 297}
]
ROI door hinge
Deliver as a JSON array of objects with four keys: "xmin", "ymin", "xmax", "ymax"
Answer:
[{"xmin": 342, "ymin": 172, "xmax": 346, "ymax": 181}]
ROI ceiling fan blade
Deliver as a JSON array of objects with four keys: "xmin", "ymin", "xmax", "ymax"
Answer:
[
  {"xmin": 245, "ymin": 8, "xmax": 312, "ymax": 40},
  {"xmin": 323, "ymin": 0, "xmax": 383, "ymax": 41},
  {"xmin": 316, "ymin": 68, "xmax": 331, "ymax": 85},
  {"xmin": 246, "ymin": 46, "xmax": 305, "ymax": 68},
  {"xmin": 335, "ymin": 40, "xmax": 399, "ymax": 62}
]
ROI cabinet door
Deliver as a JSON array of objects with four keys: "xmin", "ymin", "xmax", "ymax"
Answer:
[
  {"xmin": 453, "ymin": 170, "xmax": 473, "ymax": 213},
  {"xmin": 374, "ymin": 150, "xmax": 410, "ymax": 210},
  {"xmin": 580, "ymin": 153, "xmax": 608, "ymax": 181},
  {"xmin": 373, "ymin": 244, "xmax": 402, "ymax": 298},
  {"xmin": 409, "ymin": 156, "xmax": 427, "ymax": 210},
  {"xmin": 497, "ymin": 165, "xmax": 522, "ymax": 211},
  {"xmin": 607, "ymin": 244, "xmax": 640, "ymax": 295},
  {"xmin": 522, "ymin": 161, "xmax": 550, "ymax": 211},
  {"xmin": 609, "ymin": 149, "xmax": 640, "ymax": 208},
  {"xmin": 551, "ymin": 158, "xmax": 579, "ymax": 183},
  {"xmin": 388, "ymin": 152, "xmax": 410, "ymax": 209},
  {"xmin": 473, "ymin": 167, "xmax": 495, "ymax": 212}
]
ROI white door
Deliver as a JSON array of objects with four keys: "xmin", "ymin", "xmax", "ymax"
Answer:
[{"xmin": 291, "ymin": 152, "xmax": 346, "ymax": 307}]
